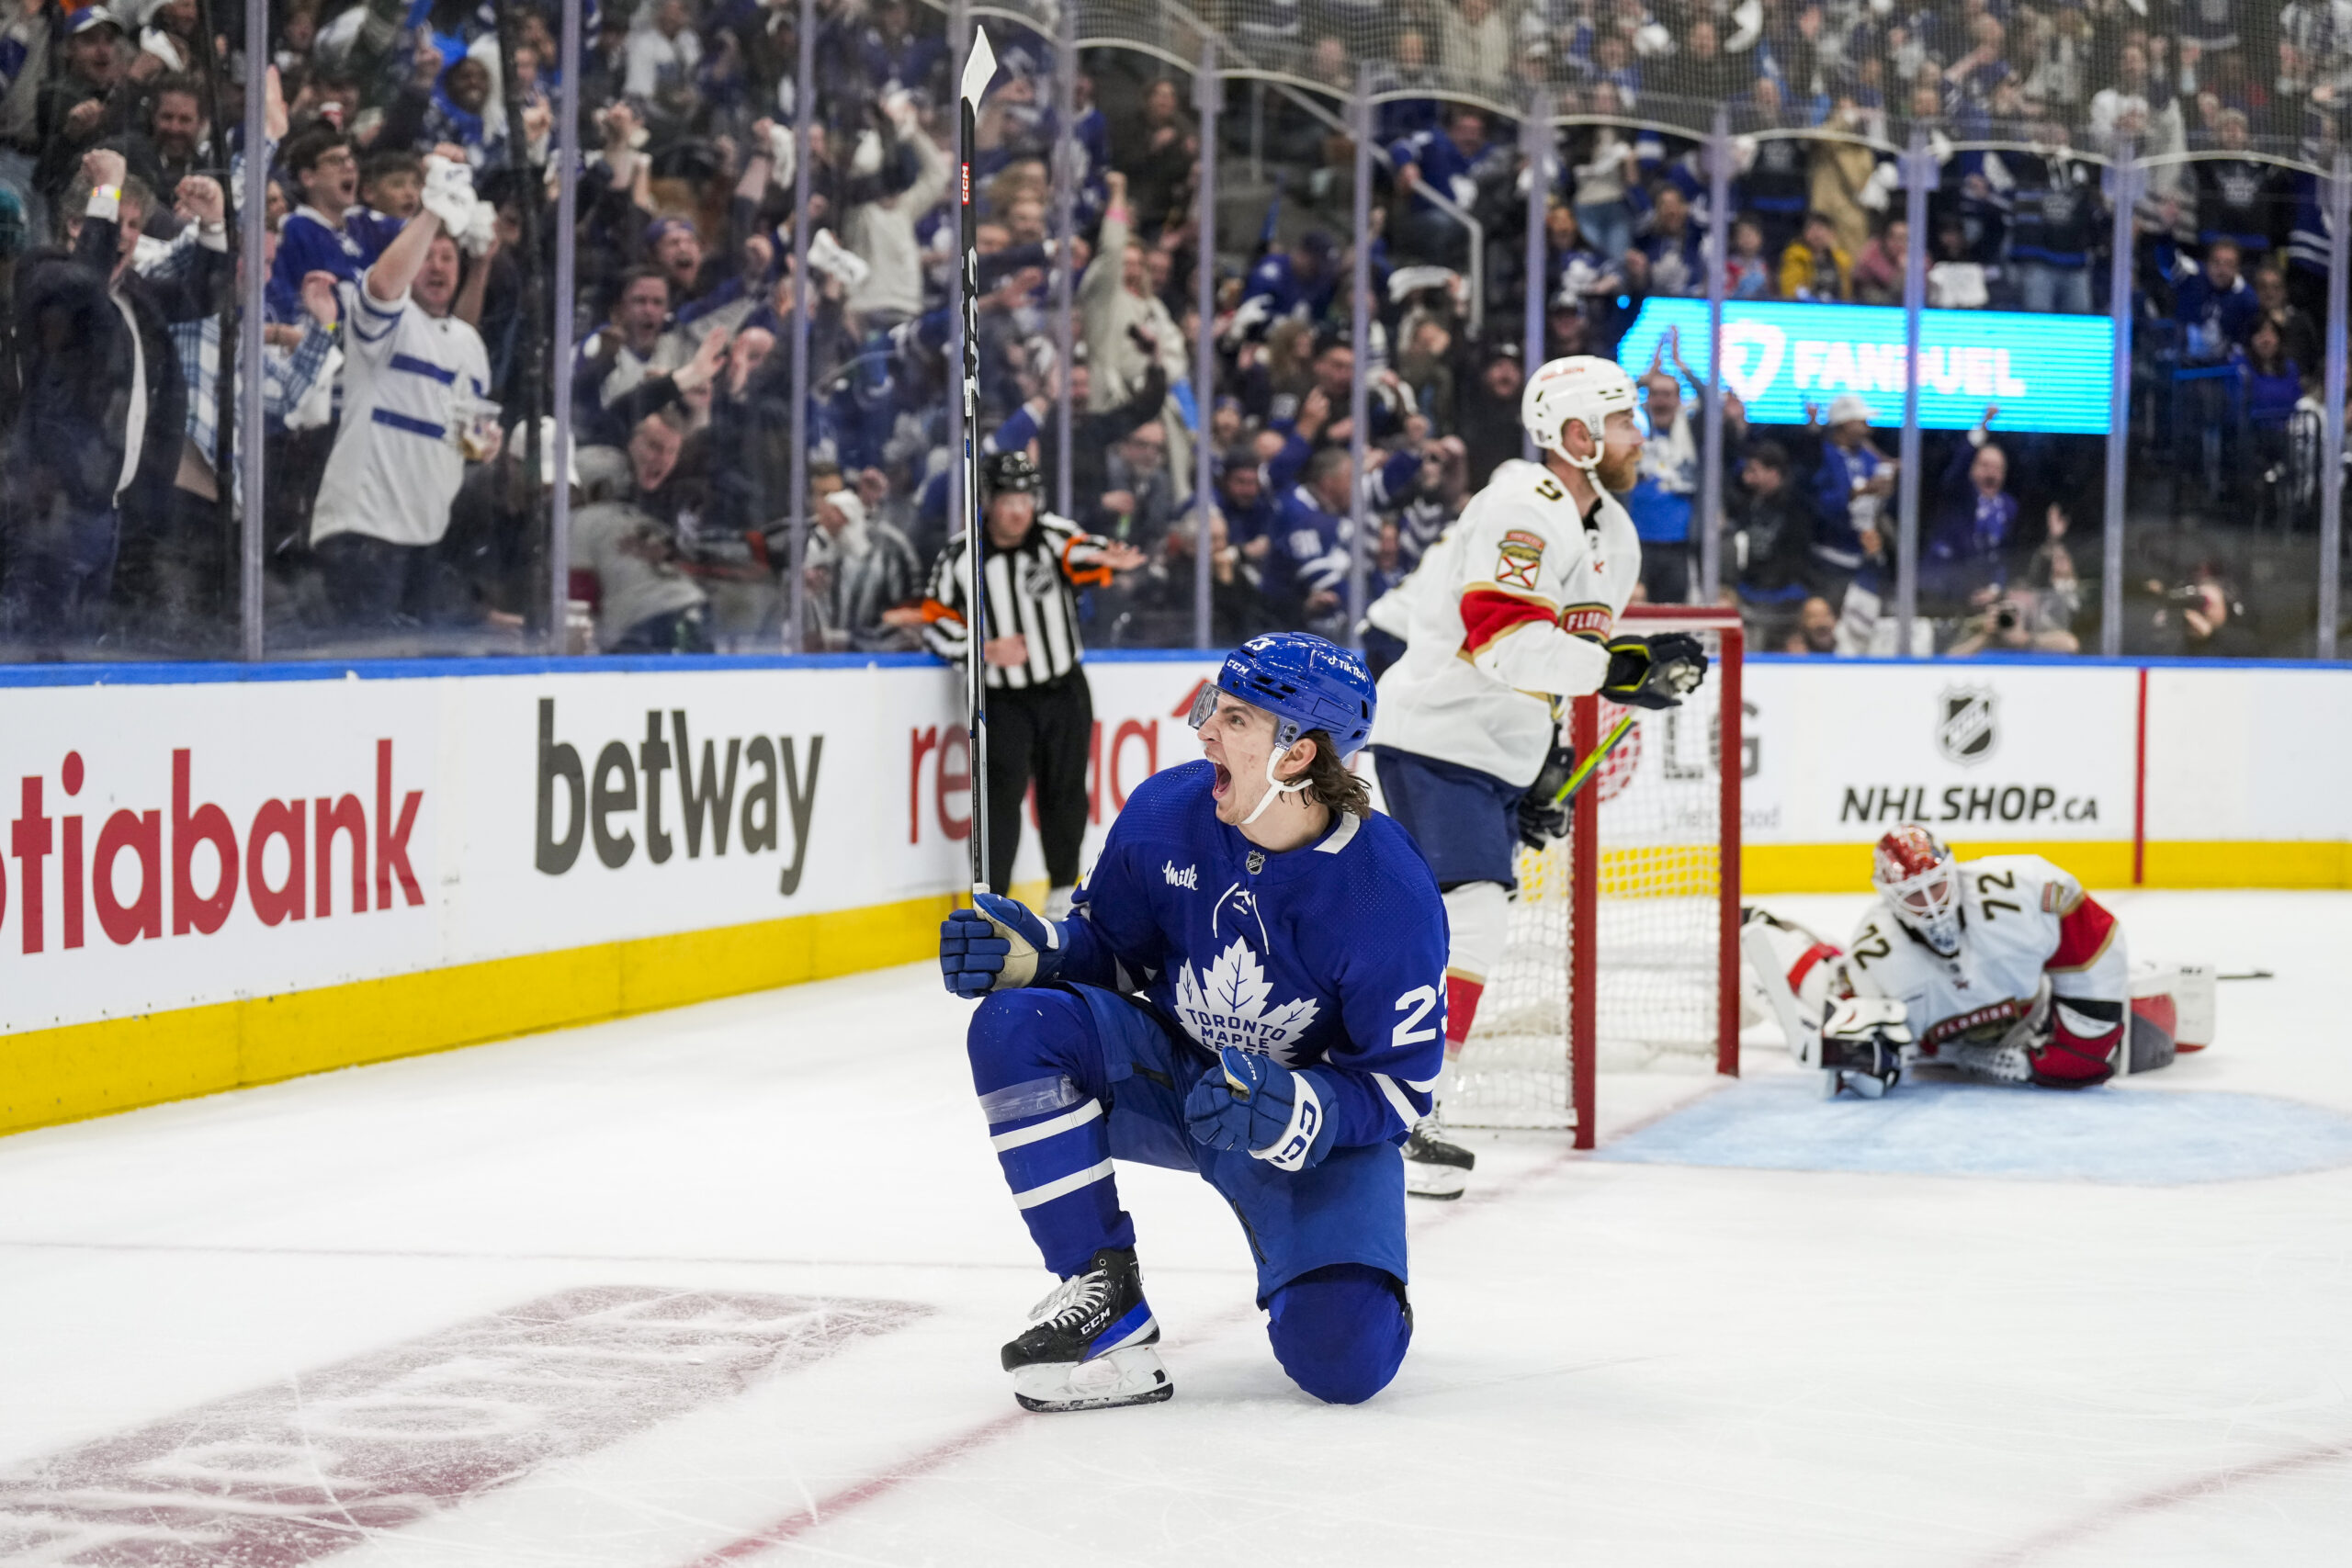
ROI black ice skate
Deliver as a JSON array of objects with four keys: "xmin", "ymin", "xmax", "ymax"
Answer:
[
  {"xmin": 1001, "ymin": 1246, "xmax": 1172, "ymax": 1413},
  {"xmin": 1404, "ymin": 1120, "xmax": 1475, "ymax": 1200}
]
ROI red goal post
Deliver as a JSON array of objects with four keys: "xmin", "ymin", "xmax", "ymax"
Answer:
[{"xmin": 1449, "ymin": 605, "xmax": 1745, "ymax": 1148}]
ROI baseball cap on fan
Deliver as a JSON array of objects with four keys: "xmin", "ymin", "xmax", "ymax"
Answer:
[
  {"xmin": 1827, "ymin": 392, "xmax": 1876, "ymax": 426},
  {"xmin": 69, "ymin": 6, "xmax": 125, "ymax": 34}
]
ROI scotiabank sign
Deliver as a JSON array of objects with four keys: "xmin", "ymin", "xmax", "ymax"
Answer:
[
  {"xmin": 6, "ymin": 739, "xmax": 425, "ymax": 950},
  {"xmin": 0, "ymin": 656, "xmax": 1220, "ymax": 1037},
  {"xmin": 0, "ymin": 680, "xmax": 445, "ymax": 1033}
]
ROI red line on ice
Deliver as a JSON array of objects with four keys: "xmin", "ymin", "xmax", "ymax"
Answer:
[
  {"xmin": 679, "ymin": 1411, "xmax": 1028, "ymax": 1563},
  {"xmin": 673, "ymin": 1111, "xmax": 1669, "ymax": 1563},
  {"xmin": 1973, "ymin": 1436, "xmax": 2352, "ymax": 1567}
]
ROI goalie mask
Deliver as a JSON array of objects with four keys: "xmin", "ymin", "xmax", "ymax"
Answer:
[
  {"xmin": 1521, "ymin": 355, "xmax": 1638, "ymax": 472},
  {"xmin": 1872, "ymin": 825, "xmax": 1963, "ymax": 957}
]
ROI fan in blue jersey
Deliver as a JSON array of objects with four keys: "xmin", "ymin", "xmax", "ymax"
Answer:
[{"xmin": 938, "ymin": 633, "xmax": 1449, "ymax": 1412}]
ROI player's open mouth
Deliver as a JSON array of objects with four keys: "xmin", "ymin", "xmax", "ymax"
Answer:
[{"xmin": 1210, "ymin": 762, "xmax": 1231, "ymax": 798}]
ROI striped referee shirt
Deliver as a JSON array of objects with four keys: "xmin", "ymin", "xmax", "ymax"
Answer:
[{"xmin": 922, "ymin": 512, "xmax": 1116, "ymax": 689}]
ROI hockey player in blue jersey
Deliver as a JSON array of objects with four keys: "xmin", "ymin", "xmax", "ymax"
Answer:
[{"xmin": 939, "ymin": 633, "xmax": 1449, "ymax": 1412}]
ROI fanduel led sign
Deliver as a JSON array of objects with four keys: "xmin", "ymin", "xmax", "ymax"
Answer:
[{"xmin": 1615, "ymin": 299, "xmax": 2115, "ymax": 434}]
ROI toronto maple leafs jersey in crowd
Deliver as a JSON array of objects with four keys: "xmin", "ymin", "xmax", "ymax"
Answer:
[{"xmin": 1057, "ymin": 761, "xmax": 1450, "ymax": 1149}]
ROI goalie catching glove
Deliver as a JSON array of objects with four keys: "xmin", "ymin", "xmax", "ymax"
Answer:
[
  {"xmin": 1600, "ymin": 632, "xmax": 1708, "ymax": 711},
  {"xmin": 1183, "ymin": 1047, "xmax": 1334, "ymax": 1172},
  {"xmin": 939, "ymin": 893, "xmax": 1064, "ymax": 998}
]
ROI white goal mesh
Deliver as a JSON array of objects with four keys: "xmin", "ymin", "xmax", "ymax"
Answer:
[{"xmin": 1451, "ymin": 610, "xmax": 1742, "ymax": 1136}]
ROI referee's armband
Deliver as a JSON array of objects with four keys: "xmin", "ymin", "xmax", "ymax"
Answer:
[{"xmin": 1059, "ymin": 535, "xmax": 1116, "ymax": 588}]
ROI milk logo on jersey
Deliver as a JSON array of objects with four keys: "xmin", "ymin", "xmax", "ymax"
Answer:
[
  {"xmin": 1935, "ymin": 687, "xmax": 1998, "ymax": 766},
  {"xmin": 1172, "ymin": 937, "xmax": 1321, "ymax": 1065},
  {"xmin": 1163, "ymin": 860, "xmax": 1197, "ymax": 890},
  {"xmin": 1495, "ymin": 530, "xmax": 1545, "ymax": 590}
]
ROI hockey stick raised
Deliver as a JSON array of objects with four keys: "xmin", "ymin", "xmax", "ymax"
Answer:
[
  {"xmin": 958, "ymin": 26, "xmax": 998, "ymax": 896},
  {"xmin": 1549, "ymin": 711, "xmax": 1638, "ymax": 808}
]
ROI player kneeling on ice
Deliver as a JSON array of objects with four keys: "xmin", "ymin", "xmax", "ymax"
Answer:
[
  {"xmin": 1744, "ymin": 825, "xmax": 2211, "ymax": 1098},
  {"xmin": 939, "ymin": 633, "xmax": 1447, "ymax": 1413},
  {"xmin": 1363, "ymin": 355, "xmax": 1708, "ymax": 1197}
]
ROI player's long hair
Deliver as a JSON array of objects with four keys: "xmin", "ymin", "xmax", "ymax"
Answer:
[{"xmin": 1296, "ymin": 730, "xmax": 1374, "ymax": 819}]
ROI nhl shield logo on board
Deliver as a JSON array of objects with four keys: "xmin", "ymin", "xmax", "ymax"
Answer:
[{"xmin": 1935, "ymin": 687, "xmax": 1998, "ymax": 767}]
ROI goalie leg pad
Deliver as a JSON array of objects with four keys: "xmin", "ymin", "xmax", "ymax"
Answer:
[
  {"xmin": 2032, "ymin": 997, "xmax": 2124, "ymax": 1088},
  {"xmin": 1265, "ymin": 1263, "xmax": 1412, "ymax": 1405},
  {"xmin": 2126, "ymin": 1007, "xmax": 2178, "ymax": 1075}
]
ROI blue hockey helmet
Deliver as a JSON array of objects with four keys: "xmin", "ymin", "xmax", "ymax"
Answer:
[{"xmin": 1188, "ymin": 633, "xmax": 1376, "ymax": 759}]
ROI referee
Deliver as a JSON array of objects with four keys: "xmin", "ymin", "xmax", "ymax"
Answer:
[{"xmin": 922, "ymin": 451, "xmax": 1144, "ymax": 912}]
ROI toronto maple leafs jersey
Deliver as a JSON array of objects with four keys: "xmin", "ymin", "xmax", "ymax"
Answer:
[
  {"xmin": 1838, "ymin": 856, "xmax": 2129, "ymax": 1056},
  {"xmin": 1364, "ymin": 458, "xmax": 1642, "ymax": 787},
  {"xmin": 1058, "ymin": 761, "xmax": 1450, "ymax": 1149}
]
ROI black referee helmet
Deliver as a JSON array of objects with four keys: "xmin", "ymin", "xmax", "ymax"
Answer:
[{"xmin": 983, "ymin": 449, "xmax": 1044, "ymax": 500}]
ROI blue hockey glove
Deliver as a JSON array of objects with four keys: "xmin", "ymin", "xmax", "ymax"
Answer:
[
  {"xmin": 938, "ymin": 892, "xmax": 1064, "ymax": 998},
  {"xmin": 1183, "ymin": 1046, "xmax": 1333, "ymax": 1172}
]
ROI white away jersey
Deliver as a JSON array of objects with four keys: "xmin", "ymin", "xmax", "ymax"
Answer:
[
  {"xmin": 311, "ymin": 283, "xmax": 492, "ymax": 548},
  {"xmin": 1365, "ymin": 458, "xmax": 1641, "ymax": 786},
  {"xmin": 1841, "ymin": 855, "xmax": 2128, "ymax": 1054}
]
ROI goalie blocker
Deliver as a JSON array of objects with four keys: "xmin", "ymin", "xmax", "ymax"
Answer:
[{"xmin": 1740, "ymin": 829, "xmax": 2213, "ymax": 1099}]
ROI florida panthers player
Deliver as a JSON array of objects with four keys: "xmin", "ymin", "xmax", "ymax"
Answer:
[
  {"xmin": 1747, "ymin": 825, "xmax": 2162, "ymax": 1096},
  {"xmin": 1364, "ymin": 356, "xmax": 1708, "ymax": 1195},
  {"xmin": 939, "ymin": 634, "xmax": 1448, "ymax": 1412}
]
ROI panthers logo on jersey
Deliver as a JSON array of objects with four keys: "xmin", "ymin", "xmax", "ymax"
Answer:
[{"xmin": 1496, "ymin": 530, "xmax": 1545, "ymax": 590}]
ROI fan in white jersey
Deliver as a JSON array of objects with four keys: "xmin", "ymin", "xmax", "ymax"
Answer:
[
  {"xmin": 1363, "ymin": 355, "xmax": 1709, "ymax": 1194},
  {"xmin": 309, "ymin": 156, "xmax": 496, "ymax": 628},
  {"xmin": 1743, "ymin": 825, "xmax": 2192, "ymax": 1098}
]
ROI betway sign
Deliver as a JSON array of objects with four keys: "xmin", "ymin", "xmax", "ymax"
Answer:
[{"xmin": 1616, "ymin": 299, "xmax": 2115, "ymax": 434}]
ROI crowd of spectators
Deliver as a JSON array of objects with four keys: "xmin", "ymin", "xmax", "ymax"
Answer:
[{"xmin": 0, "ymin": 0, "xmax": 2343, "ymax": 661}]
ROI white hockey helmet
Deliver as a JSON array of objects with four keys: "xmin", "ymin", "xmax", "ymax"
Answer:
[
  {"xmin": 1521, "ymin": 354, "xmax": 1639, "ymax": 471},
  {"xmin": 1872, "ymin": 824, "xmax": 1962, "ymax": 957}
]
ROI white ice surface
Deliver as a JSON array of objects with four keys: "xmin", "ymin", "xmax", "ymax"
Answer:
[{"xmin": 1, "ymin": 890, "xmax": 2348, "ymax": 1566}]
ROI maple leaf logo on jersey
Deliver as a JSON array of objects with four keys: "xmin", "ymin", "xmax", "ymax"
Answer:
[{"xmin": 1172, "ymin": 938, "xmax": 1320, "ymax": 1066}]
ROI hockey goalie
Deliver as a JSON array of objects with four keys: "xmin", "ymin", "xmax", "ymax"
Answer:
[{"xmin": 1744, "ymin": 825, "xmax": 2213, "ymax": 1097}]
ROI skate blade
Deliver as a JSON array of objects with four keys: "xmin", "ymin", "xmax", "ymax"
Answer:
[
  {"xmin": 1012, "ymin": 1346, "xmax": 1173, "ymax": 1413},
  {"xmin": 1405, "ymin": 1163, "xmax": 1468, "ymax": 1200}
]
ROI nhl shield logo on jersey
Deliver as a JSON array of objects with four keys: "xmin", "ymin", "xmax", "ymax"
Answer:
[
  {"xmin": 1935, "ymin": 687, "xmax": 1998, "ymax": 766},
  {"xmin": 1495, "ymin": 530, "xmax": 1545, "ymax": 591},
  {"xmin": 1018, "ymin": 554, "xmax": 1060, "ymax": 601},
  {"xmin": 1172, "ymin": 938, "xmax": 1321, "ymax": 1066}
]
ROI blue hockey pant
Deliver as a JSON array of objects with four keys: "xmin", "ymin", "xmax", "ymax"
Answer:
[{"xmin": 967, "ymin": 983, "xmax": 1412, "ymax": 1404}]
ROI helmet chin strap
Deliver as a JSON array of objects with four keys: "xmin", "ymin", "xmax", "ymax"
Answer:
[
  {"xmin": 1554, "ymin": 418, "xmax": 1602, "ymax": 473},
  {"xmin": 1241, "ymin": 740, "xmax": 1313, "ymax": 826}
]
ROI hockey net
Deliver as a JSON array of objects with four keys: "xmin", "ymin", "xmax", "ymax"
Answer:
[{"xmin": 1449, "ymin": 607, "xmax": 1743, "ymax": 1145}]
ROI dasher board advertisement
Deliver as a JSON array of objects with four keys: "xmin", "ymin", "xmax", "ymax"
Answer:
[{"xmin": 1742, "ymin": 661, "xmax": 2138, "ymax": 845}]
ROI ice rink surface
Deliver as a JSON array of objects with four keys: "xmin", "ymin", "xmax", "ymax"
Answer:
[{"xmin": 2, "ymin": 890, "xmax": 2348, "ymax": 1567}]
